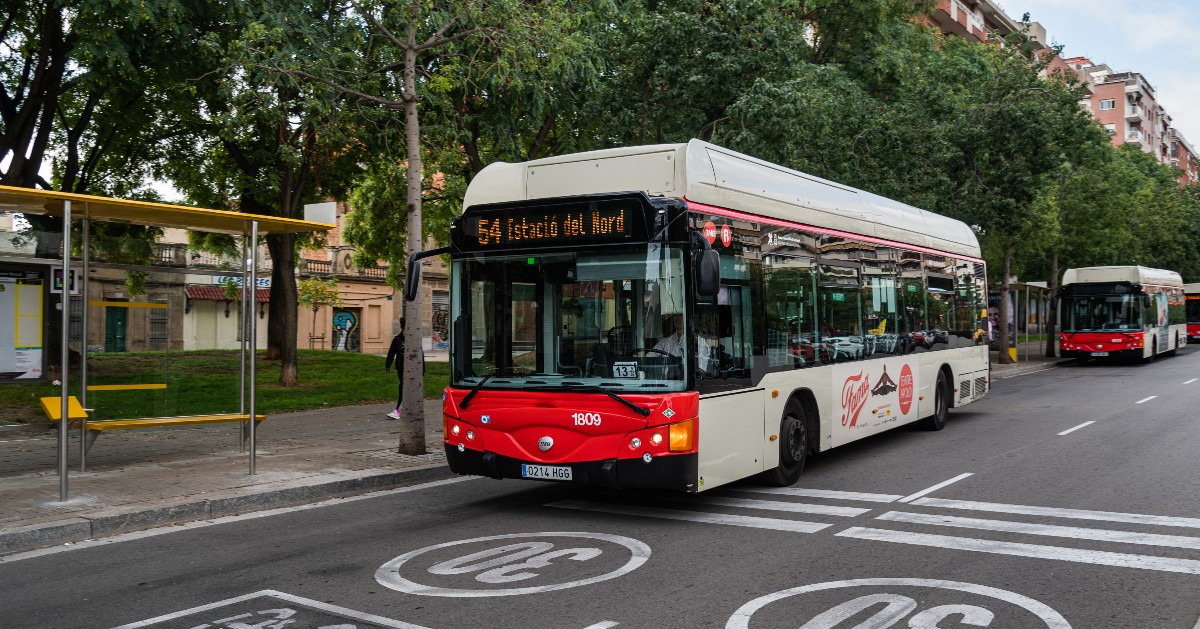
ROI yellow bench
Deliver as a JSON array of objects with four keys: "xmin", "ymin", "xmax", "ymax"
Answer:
[{"xmin": 40, "ymin": 396, "xmax": 266, "ymax": 453}]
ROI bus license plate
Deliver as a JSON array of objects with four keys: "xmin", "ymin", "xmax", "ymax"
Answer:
[
  {"xmin": 522, "ymin": 464, "xmax": 573, "ymax": 481},
  {"xmin": 1091, "ymin": 352, "xmax": 1109, "ymax": 356}
]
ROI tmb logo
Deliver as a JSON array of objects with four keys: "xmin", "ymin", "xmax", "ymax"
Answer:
[
  {"xmin": 703, "ymin": 221, "xmax": 718, "ymax": 244},
  {"xmin": 840, "ymin": 371, "xmax": 870, "ymax": 427}
]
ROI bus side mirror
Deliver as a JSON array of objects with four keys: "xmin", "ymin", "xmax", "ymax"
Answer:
[
  {"xmin": 404, "ymin": 247, "xmax": 452, "ymax": 302},
  {"xmin": 697, "ymin": 249, "xmax": 720, "ymax": 297}
]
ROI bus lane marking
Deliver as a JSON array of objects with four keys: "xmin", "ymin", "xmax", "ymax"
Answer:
[
  {"xmin": 550, "ymin": 500, "xmax": 832, "ymax": 533},
  {"xmin": 114, "ymin": 589, "xmax": 430, "ymax": 629},
  {"xmin": 1136, "ymin": 396, "xmax": 1157, "ymax": 404},
  {"xmin": 836, "ymin": 527, "xmax": 1200, "ymax": 575},
  {"xmin": 376, "ymin": 532, "xmax": 650, "ymax": 597},
  {"xmin": 726, "ymin": 578, "xmax": 1071, "ymax": 629},
  {"xmin": 1057, "ymin": 421, "xmax": 1095, "ymax": 436},
  {"xmin": 877, "ymin": 511, "xmax": 1200, "ymax": 550},
  {"xmin": 897, "ymin": 472, "xmax": 973, "ymax": 503},
  {"xmin": 736, "ymin": 486, "xmax": 903, "ymax": 503},
  {"xmin": 911, "ymin": 497, "xmax": 1200, "ymax": 529}
]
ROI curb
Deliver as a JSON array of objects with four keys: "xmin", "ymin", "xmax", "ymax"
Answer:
[{"xmin": 0, "ymin": 464, "xmax": 456, "ymax": 557}]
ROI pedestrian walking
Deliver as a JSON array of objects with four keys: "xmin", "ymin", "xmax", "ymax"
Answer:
[{"xmin": 384, "ymin": 320, "xmax": 406, "ymax": 420}]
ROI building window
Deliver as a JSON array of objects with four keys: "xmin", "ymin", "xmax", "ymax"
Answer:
[
  {"xmin": 1104, "ymin": 124, "xmax": 1116, "ymax": 135},
  {"xmin": 1099, "ymin": 99, "xmax": 1115, "ymax": 110}
]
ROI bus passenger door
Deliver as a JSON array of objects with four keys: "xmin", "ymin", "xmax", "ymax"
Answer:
[{"xmin": 697, "ymin": 390, "xmax": 765, "ymax": 491}]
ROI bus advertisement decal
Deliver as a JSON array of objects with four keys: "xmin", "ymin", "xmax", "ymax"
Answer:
[{"xmin": 832, "ymin": 358, "xmax": 920, "ymax": 447}]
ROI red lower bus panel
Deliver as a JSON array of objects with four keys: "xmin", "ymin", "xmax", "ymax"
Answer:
[
  {"xmin": 1059, "ymin": 331, "xmax": 1144, "ymax": 358},
  {"xmin": 1189, "ymin": 323, "xmax": 1200, "ymax": 342},
  {"xmin": 442, "ymin": 388, "xmax": 700, "ymax": 491}
]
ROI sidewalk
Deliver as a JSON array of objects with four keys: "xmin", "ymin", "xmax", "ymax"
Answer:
[
  {"xmin": 989, "ymin": 339, "xmax": 1071, "ymax": 378},
  {"xmin": 0, "ymin": 398, "xmax": 452, "ymax": 556}
]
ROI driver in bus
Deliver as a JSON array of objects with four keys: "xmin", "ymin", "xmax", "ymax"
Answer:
[{"xmin": 654, "ymin": 313, "xmax": 712, "ymax": 371}]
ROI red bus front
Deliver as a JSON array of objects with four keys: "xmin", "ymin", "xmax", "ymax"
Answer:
[
  {"xmin": 442, "ymin": 389, "xmax": 699, "ymax": 491},
  {"xmin": 1187, "ymin": 291, "xmax": 1200, "ymax": 342},
  {"xmin": 1059, "ymin": 331, "xmax": 1145, "ymax": 359}
]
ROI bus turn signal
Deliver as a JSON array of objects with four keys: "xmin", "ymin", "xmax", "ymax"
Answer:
[{"xmin": 669, "ymin": 419, "xmax": 695, "ymax": 452}]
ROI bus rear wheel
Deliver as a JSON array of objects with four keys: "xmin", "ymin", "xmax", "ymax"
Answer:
[
  {"xmin": 920, "ymin": 371, "xmax": 949, "ymax": 431},
  {"xmin": 763, "ymin": 401, "xmax": 808, "ymax": 486}
]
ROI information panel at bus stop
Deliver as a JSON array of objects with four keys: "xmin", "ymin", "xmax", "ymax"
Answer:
[{"xmin": 0, "ymin": 269, "xmax": 44, "ymax": 380}]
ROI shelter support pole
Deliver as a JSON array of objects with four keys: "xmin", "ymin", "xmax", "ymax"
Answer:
[
  {"xmin": 59, "ymin": 201, "xmax": 71, "ymax": 501},
  {"xmin": 248, "ymin": 220, "xmax": 258, "ymax": 475},
  {"xmin": 239, "ymin": 231, "xmax": 248, "ymax": 453},
  {"xmin": 80, "ymin": 217, "xmax": 90, "ymax": 471}
]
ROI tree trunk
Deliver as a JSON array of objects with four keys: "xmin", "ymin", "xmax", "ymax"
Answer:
[
  {"xmin": 266, "ymin": 233, "xmax": 300, "ymax": 386},
  {"xmin": 997, "ymin": 243, "xmax": 1014, "ymax": 365},
  {"xmin": 1045, "ymin": 250, "xmax": 1059, "ymax": 358},
  {"xmin": 398, "ymin": 25, "xmax": 426, "ymax": 455}
]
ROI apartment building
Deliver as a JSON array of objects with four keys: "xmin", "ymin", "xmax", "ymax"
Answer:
[
  {"xmin": 1169, "ymin": 129, "xmax": 1199, "ymax": 187},
  {"xmin": 927, "ymin": 0, "xmax": 1019, "ymax": 43}
]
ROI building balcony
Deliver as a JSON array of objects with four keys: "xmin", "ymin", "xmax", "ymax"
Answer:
[
  {"xmin": 1125, "ymin": 105, "xmax": 1142, "ymax": 122},
  {"xmin": 1126, "ymin": 130, "xmax": 1143, "ymax": 143}
]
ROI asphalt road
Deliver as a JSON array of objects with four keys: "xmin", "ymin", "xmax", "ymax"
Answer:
[{"xmin": 3, "ymin": 349, "xmax": 1200, "ymax": 629}]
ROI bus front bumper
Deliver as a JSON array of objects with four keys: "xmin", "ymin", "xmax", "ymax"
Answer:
[{"xmin": 444, "ymin": 445, "xmax": 699, "ymax": 492}]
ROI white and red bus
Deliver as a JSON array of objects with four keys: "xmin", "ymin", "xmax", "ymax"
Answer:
[
  {"xmin": 408, "ymin": 141, "xmax": 989, "ymax": 492},
  {"xmin": 1186, "ymin": 283, "xmax": 1200, "ymax": 343},
  {"xmin": 1059, "ymin": 266, "xmax": 1187, "ymax": 362}
]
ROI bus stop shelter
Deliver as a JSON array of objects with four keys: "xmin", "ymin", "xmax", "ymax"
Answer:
[{"xmin": 0, "ymin": 185, "xmax": 333, "ymax": 501}]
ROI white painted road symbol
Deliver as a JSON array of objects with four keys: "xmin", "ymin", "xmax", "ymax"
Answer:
[
  {"xmin": 726, "ymin": 579, "xmax": 1071, "ymax": 628},
  {"xmin": 376, "ymin": 532, "xmax": 650, "ymax": 597}
]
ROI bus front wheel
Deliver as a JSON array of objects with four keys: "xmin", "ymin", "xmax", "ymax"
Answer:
[
  {"xmin": 921, "ymin": 371, "xmax": 949, "ymax": 431},
  {"xmin": 764, "ymin": 401, "xmax": 808, "ymax": 486}
]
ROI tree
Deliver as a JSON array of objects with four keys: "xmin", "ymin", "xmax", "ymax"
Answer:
[
  {"xmin": 297, "ymin": 276, "xmax": 344, "ymax": 345},
  {"xmin": 165, "ymin": 0, "xmax": 364, "ymax": 386}
]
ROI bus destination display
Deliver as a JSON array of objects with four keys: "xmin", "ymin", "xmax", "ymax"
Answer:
[{"xmin": 469, "ymin": 204, "xmax": 634, "ymax": 248}]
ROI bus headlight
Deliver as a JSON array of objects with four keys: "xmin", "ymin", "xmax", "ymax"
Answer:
[
  {"xmin": 466, "ymin": 430, "xmax": 475, "ymax": 441},
  {"xmin": 629, "ymin": 437, "xmax": 642, "ymax": 450},
  {"xmin": 650, "ymin": 432, "xmax": 663, "ymax": 446}
]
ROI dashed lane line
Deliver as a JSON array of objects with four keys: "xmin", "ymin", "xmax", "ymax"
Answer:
[
  {"xmin": 897, "ymin": 473, "xmax": 974, "ymax": 504},
  {"xmin": 736, "ymin": 487, "xmax": 903, "ymax": 503},
  {"xmin": 877, "ymin": 511, "xmax": 1200, "ymax": 550},
  {"xmin": 836, "ymin": 527, "xmax": 1200, "ymax": 575},
  {"xmin": 549, "ymin": 499, "xmax": 832, "ymax": 533},
  {"xmin": 1057, "ymin": 421, "xmax": 1095, "ymax": 436},
  {"xmin": 699, "ymin": 496, "xmax": 870, "ymax": 517},
  {"xmin": 1185, "ymin": 378, "xmax": 1197, "ymax": 385},
  {"xmin": 1136, "ymin": 396, "xmax": 1157, "ymax": 404},
  {"xmin": 911, "ymin": 497, "xmax": 1200, "ymax": 529}
]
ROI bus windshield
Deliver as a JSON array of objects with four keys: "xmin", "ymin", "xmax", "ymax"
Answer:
[
  {"xmin": 1188, "ymin": 295, "xmax": 1200, "ymax": 324},
  {"xmin": 1061, "ymin": 294, "xmax": 1142, "ymax": 332},
  {"xmin": 450, "ymin": 245, "xmax": 690, "ymax": 392}
]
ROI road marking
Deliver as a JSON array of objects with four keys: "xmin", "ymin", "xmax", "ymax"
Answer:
[
  {"xmin": 1185, "ymin": 378, "xmax": 1197, "ymax": 385},
  {"xmin": 377, "ymin": 532, "xmax": 650, "ymax": 598},
  {"xmin": 877, "ymin": 511, "xmax": 1200, "ymax": 550},
  {"xmin": 897, "ymin": 473, "xmax": 973, "ymax": 503},
  {"xmin": 699, "ymin": 496, "xmax": 870, "ymax": 517},
  {"xmin": 1136, "ymin": 396, "xmax": 1157, "ymax": 404},
  {"xmin": 837, "ymin": 527, "xmax": 1200, "ymax": 575},
  {"xmin": 997, "ymin": 366, "xmax": 1057, "ymax": 379},
  {"xmin": 549, "ymin": 500, "xmax": 831, "ymax": 533},
  {"xmin": 737, "ymin": 487, "xmax": 902, "ymax": 503},
  {"xmin": 726, "ymin": 578, "xmax": 1071, "ymax": 629},
  {"xmin": 912, "ymin": 497, "xmax": 1200, "ymax": 529},
  {"xmin": 0, "ymin": 476, "xmax": 477, "ymax": 564},
  {"xmin": 114, "ymin": 589, "xmax": 430, "ymax": 629},
  {"xmin": 1057, "ymin": 421, "xmax": 1095, "ymax": 436},
  {"xmin": 583, "ymin": 623, "xmax": 619, "ymax": 629}
]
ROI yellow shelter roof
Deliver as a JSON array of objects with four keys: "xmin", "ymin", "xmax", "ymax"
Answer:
[{"xmin": 0, "ymin": 185, "xmax": 334, "ymax": 235}]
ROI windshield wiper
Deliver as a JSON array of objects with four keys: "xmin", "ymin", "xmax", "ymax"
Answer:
[
  {"xmin": 460, "ymin": 368, "xmax": 532, "ymax": 409},
  {"xmin": 459, "ymin": 373, "xmax": 494, "ymax": 410},
  {"xmin": 562, "ymin": 384, "xmax": 651, "ymax": 417}
]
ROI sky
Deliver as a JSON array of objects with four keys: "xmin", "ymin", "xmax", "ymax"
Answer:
[{"xmin": 1005, "ymin": 0, "xmax": 1200, "ymax": 144}]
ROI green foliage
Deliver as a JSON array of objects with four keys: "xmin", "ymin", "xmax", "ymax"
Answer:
[{"xmin": 297, "ymin": 277, "xmax": 343, "ymax": 312}]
